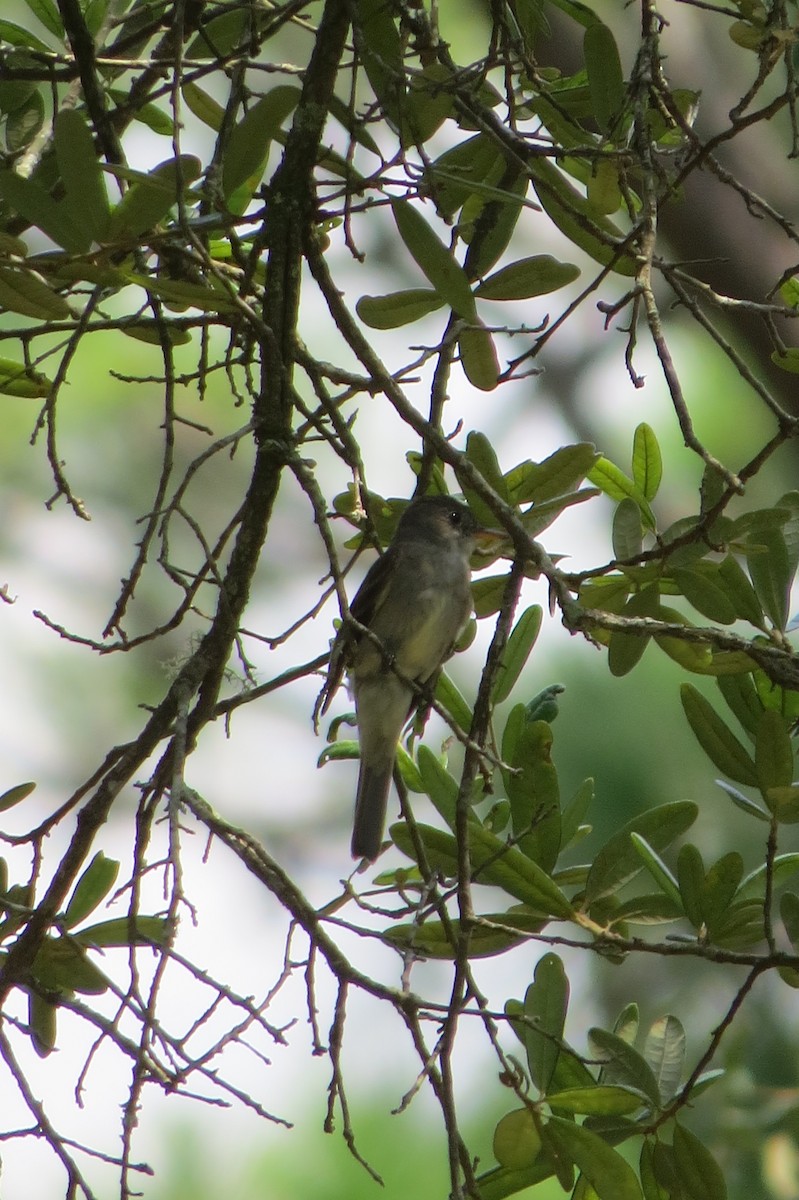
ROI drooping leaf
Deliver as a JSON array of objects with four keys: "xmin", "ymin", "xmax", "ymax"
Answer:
[
  {"xmin": 583, "ymin": 21, "xmax": 626, "ymax": 134},
  {"xmin": 493, "ymin": 1108, "xmax": 543, "ymax": 1170},
  {"xmin": 629, "ymin": 834, "xmax": 682, "ymax": 908},
  {"xmin": 390, "ymin": 822, "xmax": 573, "ymax": 916},
  {"xmin": 501, "ymin": 706, "xmax": 561, "ymax": 871},
  {"xmin": 588, "ymin": 457, "xmax": 656, "ymax": 530},
  {"xmin": 459, "ymin": 322, "xmax": 500, "ymax": 391},
  {"xmin": 585, "ymin": 801, "xmax": 698, "ymax": 902},
  {"xmin": 672, "ymin": 1124, "xmax": 728, "ymax": 1200},
  {"xmin": 0, "ymin": 781, "xmax": 36, "ymax": 811},
  {"xmin": 54, "ymin": 109, "xmax": 110, "ymax": 246},
  {"xmin": 506, "ymin": 443, "xmax": 598, "ymax": 505},
  {"xmin": 0, "ymin": 265, "xmax": 72, "ymax": 320},
  {"xmin": 589, "ymin": 1027, "xmax": 661, "ymax": 1110},
  {"xmin": 106, "ymin": 155, "xmax": 202, "ymax": 240},
  {"xmin": 492, "ymin": 606, "xmax": 543, "ymax": 705},
  {"xmin": 221, "ymin": 86, "xmax": 300, "ymax": 204},
  {"xmin": 545, "ymin": 1114, "xmax": 644, "ymax": 1200},
  {"xmin": 523, "ymin": 952, "xmax": 569, "ymax": 1093},
  {"xmin": 680, "ymin": 684, "xmax": 758, "ymax": 787},
  {"xmin": 28, "ymin": 990, "xmax": 57, "ymax": 1057},
  {"xmin": 63, "ymin": 852, "xmax": 120, "ymax": 928},
  {"xmin": 475, "ymin": 255, "xmax": 580, "ymax": 300},
  {"xmin": 0, "ymin": 169, "xmax": 85, "ymax": 252},
  {"xmin": 672, "ymin": 567, "xmax": 737, "ymax": 625},
  {"xmin": 612, "ymin": 497, "xmax": 643, "ymax": 562},
  {"xmin": 356, "ymin": 288, "xmax": 444, "ymax": 328},
  {"xmin": 755, "ymin": 708, "xmax": 794, "ymax": 796},
  {"xmin": 392, "ymin": 198, "xmax": 476, "ymax": 318},
  {"xmin": 746, "ymin": 526, "xmax": 791, "ymax": 631},
  {"xmin": 643, "ymin": 1015, "xmax": 685, "ymax": 1105}
]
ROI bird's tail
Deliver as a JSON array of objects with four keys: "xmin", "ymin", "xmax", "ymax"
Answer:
[{"xmin": 351, "ymin": 758, "xmax": 394, "ymax": 861}]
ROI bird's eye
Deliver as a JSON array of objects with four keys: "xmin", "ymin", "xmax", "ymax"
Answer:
[{"xmin": 448, "ymin": 507, "xmax": 463, "ymax": 526}]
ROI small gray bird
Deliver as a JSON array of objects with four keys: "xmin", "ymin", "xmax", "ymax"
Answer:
[{"xmin": 318, "ymin": 494, "xmax": 488, "ymax": 861}]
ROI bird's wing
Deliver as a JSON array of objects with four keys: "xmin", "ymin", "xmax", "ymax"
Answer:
[{"xmin": 313, "ymin": 545, "xmax": 398, "ymax": 726}]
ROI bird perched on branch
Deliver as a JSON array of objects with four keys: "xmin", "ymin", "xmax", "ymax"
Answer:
[{"xmin": 317, "ymin": 493, "xmax": 493, "ymax": 862}]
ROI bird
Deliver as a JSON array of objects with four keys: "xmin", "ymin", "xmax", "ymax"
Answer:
[{"xmin": 317, "ymin": 494, "xmax": 489, "ymax": 862}]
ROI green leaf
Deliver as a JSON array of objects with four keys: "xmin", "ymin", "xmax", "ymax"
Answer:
[
  {"xmin": 473, "ymin": 573, "xmax": 512, "ymax": 617},
  {"xmin": 716, "ymin": 673, "xmax": 763, "ymax": 738},
  {"xmin": 506, "ymin": 443, "xmax": 598, "ymax": 505},
  {"xmin": 417, "ymin": 745, "xmax": 460, "ymax": 829},
  {"xmin": 392, "ymin": 198, "xmax": 476, "ymax": 320},
  {"xmin": 716, "ymin": 555, "xmax": 765, "ymax": 627},
  {"xmin": 521, "ymin": 488, "xmax": 599, "ymax": 538},
  {"xmin": 680, "ymin": 684, "xmax": 758, "ymax": 787},
  {"xmin": 588, "ymin": 457, "xmax": 656, "ymax": 530},
  {"xmin": 434, "ymin": 671, "xmax": 474, "ymax": 736},
  {"xmin": 677, "ymin": 843, "xmax": 706, "ymax": 927},
  {"xmin": 584, "ymin": 21, "xmax": 626, "ymax": 134},
  {"xmin": 672, "ymin": 1124, "xmax": 727, "ymax": 1200},
  {"xmin": 737, "ymin": 853, "xmax": 799, "ymax": 900},
  {"xmin": 492, "ymin": 606, "xmax": 543, "ymax": 705},
  {"xmin": 390, "ymin": 822, "xmax": 573, "ymax": 916},
  {"xmin": 612, "ymin": 498, "xmax": 643, "ymax": 561},
  {"xmin": 64, "ymin": 852, "xmax": 119, "ymax": 928},
  {"xmin": 585, "ymin": 801, "xmax": 698, "ymax": 902},
  {"xmin": 715, "ymin": 778, "xmax": 770, "ymax": 821},
  {"xmin": 522, "ymin": 952, "xmax": 569, "ymax": 1093},
  {"xmin": 545, "ymin": 1084, "xmax": 648, "ymax": 1116},
  {"xmin": 0, "ymin": 169, "xmax": 85, "ymax": 252},
  {"xmin": 781, "ymin": 891, "xmax": 799, "ymax": 950},
  {"xmin": 561, "ymin": 777, "xmax": 594, "ymax": 848},
  {"xmin": 462, "ymin": 430, "xmax": 509, "ymax": 527},
  {"xmin": 773, "ymin": 348, "xmax": 799, "ymax": 374},
  {"xmin": 502, "ymin": 707, "xmax": 561, "ymax": 871},
  {"xmin": 6, "ymin": 89, "xmax": 45, "ymax": 154},
  {"xmin": 356, "ymin": 288, "xmax": 444, "ymax": 328},
  {"xmin": 587, "ymin": 158, "xmax": 622, "ymax": 215},
  {"xmin": 21, "ymin": 0, "xmax": 63, "ymax": 37},
  {"xmin": 32, "ymin": 937, "xmax": 109, "ymax": 995},
  {"xmin": 185, "ymin": 7, "xmax": 253, "ymax": 56},
  {"xmin": 746, "ymin": 526, "xmax": 792, "ymax": 631},
  {"xmin": 222, "ymin": 86, "xmax": 300, "ymax": 204},
  {"xmin": 106, "ymin": 155, "xmax": 202, "ymax": 240},
  {"xmin": 764, "ymin": 785, "xmax": 799, "ymax": 824},
  {"xmin": 459, "ymin": 322, "xmax": 500, "ymax": 391},
  {"xmin": 545, "ymin": 1115, "xmax": 643, "ymax": 1200},
  {"xmin": 429, "ymin": 134, "xmax": 502, "ymax": 220},
  {"xmin": 607, "ymin": 584, "xmax": 659, "ymax": 678},
  {"xmin": 672, "ymin": 567, "xmax": 737, "ymax": 625},
  {"xmin": 643, "ymin": 1016, "xmax": 685, "ymax": 1105},
  {"xmin": 475, "ymin": 254, "xmax": 580, "ymax": 300},
  {"xmin": 0, "ymin": 781, "xmax": 36, "ymax": 811},
  {"xmin": 755, "ymin": 708, "xmax": 794, "ymax": 795},
  {"xmin": 630, "ymin": 834, "xmax": 682, "ymax": 908},
  {"xmin": 493, "ymin": 1108, "xmax": 543, "ymax": 1170},
  {"xmin": 74, "ymin": 916, "xmax": 169, "ymax": 948},
  {"xmin": 358, "ymin": 0, "xmax": 404, "ymax": 133},
  {"xmin": 182, "ymin": 82, "xmax": 225, "ymax": 131},
  {"xmin": 0, "ymin": 19, "xmax": 53, "ymax": 51},
  {"xmin": 385, "ymin": 908, "xmax": 547, "ymax": 959},
  {"xmin": 28, "ymin": 989, "xmax": 57, "ymax": 1057},
  {"xmin": 527, "ymin": 155, "xmax": 637, "ymax": 276},
  {"xmin": 54, "ymin": 109, "xmax": 110, "ymax": 246},
  {"xmin": 612, "ymin": 893, "xmax": 683, "ymax": 925},
  {"xmin": 463, "ymin": 170, "xmax": 529, "ymax": 278},
  {"xmin": 0, "ymin": 266, "xmax": 72, "ymax": 320},
  {"xmin": 589, "ymin": 1027, "xmax": 661, "ymax": 1110},
  {"xmin": 702, "ymin": 853, "xmax": 745, "ymax": 932}
]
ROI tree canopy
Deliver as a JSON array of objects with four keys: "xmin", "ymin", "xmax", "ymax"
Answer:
[{"xmin": 1, "ymin": 0, "xmax": 799, "ymax": 1197}]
